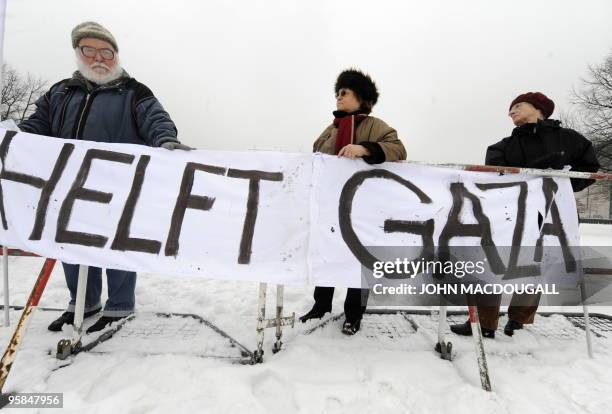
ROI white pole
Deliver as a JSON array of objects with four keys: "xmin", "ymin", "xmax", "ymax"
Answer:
[
  {"xmin": 580, "ymin": 282, "xmax": 594, "ymax": 358},
  {"xmin": 254, "ymin": 282, "xmax": 267, "ymax": 363},
  {"xmin": 0, "ymin": 3, "xmax": 7, "ymax": 334},
  {"xmin": 434, "ymin": 304, "xmax": 453, "ymax": 360},
  {"xmin": 273, "ymin": 285, "xmax": 284, "ymax": 353},
  {"xmin": 437, "ymin": 304, "xmax": 447, "ymax": 346},
  {"xmin": 583, "ymin": 303, "xmax": 594, "ymax": 359},
  {"xmin": 72, "ymin": 265, "xmax": 88, "ymax": 344},
  {"xmin": 0, "ymin": 0, "xmax": 7, "ymax": 117},
  {"xmin": 3, "ymin": 246, "xmax": 8, "ymax": 326},
  {"xmin": 0, "ymin": 11, "xmax": 7, "ymax": 332}
]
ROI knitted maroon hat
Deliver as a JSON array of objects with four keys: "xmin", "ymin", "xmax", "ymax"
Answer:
[{"xmin": 509, "ymin": 92, "xmax": 555, "ymax": 119}]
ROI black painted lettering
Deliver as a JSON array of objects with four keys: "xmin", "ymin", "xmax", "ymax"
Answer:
[
  {"xmin": 165, "ymin": 162, "xmax": 226, "ymax": 257},
  {"xmin": 56, "ymin": 149, "xmax": 134, "ymax": 247},
  {"xmin": 438, "ymin": 182, "xmax": 505, "ymax": 274},
  {"xmin": 339, "ymin": 169, "xmax": 432, "ymax": 270},
  {"xmin": 0, "ymin": 131, "xmax": 75, "ymax": 238},
  {"xmin": 226, "ymin": 169, "xmax": 283, "ymax": 264},
  {"xmin": 0, "ymin": 131, "xmax": 19, "ymax": 230},
  {"xmin": 534, "ymin": 178, "xmax": 576, "ymax": 272},
  {"xmin": 111, "ymin": 155, "xmax": 161, "ymax": 254},
  {"xmin": 384, "ymin": 219, "xmax": 435, "ymax": 278},
  {"xmin": 476, "ymin": 182, "xmax": 539, "ymax": 278}
]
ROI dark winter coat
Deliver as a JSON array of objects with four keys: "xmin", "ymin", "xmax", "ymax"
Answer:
[
  {"xmin": 19, "ymin": 71, "xmax": 179, "ymax": 147},
  {"xmin": 485, "ymin": 119, "xmax": 600, "ymax": 192}
]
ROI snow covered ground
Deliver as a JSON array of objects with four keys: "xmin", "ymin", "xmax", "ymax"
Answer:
[{"xmin": 0, "ymin": 224, "xmax": 611, "ymax": 413}]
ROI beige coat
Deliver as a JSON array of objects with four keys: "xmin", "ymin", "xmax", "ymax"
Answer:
[{"xmin": 312, "ymin": 116, "xmax": 407, "ymax": 161}]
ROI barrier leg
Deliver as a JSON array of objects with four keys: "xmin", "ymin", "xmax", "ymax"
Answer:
[
  {"xmin": 2, "ymin": 247, "xmax": 8, "ymax": 327},
  {"xmin": 580, "ymin": 281, "xmax": 594, "ymax": 358},
  {"xmin": 272, "ymin": 285, "xmax": 284, "ymax": 353},
  {"xmin": 253, "ymin": 282, "xmax": 267, "ymax": 363},
  {"xmin": 72, "ymin": 266, "xmax": 88, "ymax": 343},
  {"xmin": 0, "ymin": 259, "xmax": 56, "ymax": 392},
  {"xmin": 469, "ymin": 305, "xmax": 492, "ymax": 391},
  {"xmin": 435, "ymin": 303, "xmax": 453, "ymax": 360},
  {"xmin": 56, "ymin": 265, "xmax": 88, "ymax": 359}
]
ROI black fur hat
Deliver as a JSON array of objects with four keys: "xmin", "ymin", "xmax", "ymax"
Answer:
[{"xmin": 334, "ymin": 68, "xmax": 379, "ymax": 107}]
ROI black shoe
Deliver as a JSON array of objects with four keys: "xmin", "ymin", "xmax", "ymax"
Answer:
[
  {"xmin": 450, "ymin": 320, "xmax": 472, "ymax": 336},
  {"xmin": 86, "ymin": 315, "xmax": 125, "ymax": 334},
  {"xmin": 341, "ymin": 319, "xmax": 361, "ymax": 335},
  {"xmin": 481, "ymin": 328, "xmax": 496, "ymax": 339},
  {"xmin": 504, "ymin": 320, "xmax": 524, "ymax": 337},
  {"xmin": 47, "ymin": 308, "xmax": 101, "ymax": 332},
  {"xmin": 450, "ymin": 320, "xmax": 495, "ymax": 339},
  {"xmin": 299, "ymin": 306, "xmax": 331, "ymax": 323}
]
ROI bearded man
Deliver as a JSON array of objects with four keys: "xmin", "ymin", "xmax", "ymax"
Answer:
[{"xmin": 19, "ymin": 21, "xmax": 189, "ymax": 333}]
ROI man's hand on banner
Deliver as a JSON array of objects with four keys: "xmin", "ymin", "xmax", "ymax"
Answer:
[
  {"xmin": 161, "ymin": 141, "xmax": 193, "ymax": 151},
  {"xmin": 0, "ymin": 119, "xmax": 21, "ymax": 132}
]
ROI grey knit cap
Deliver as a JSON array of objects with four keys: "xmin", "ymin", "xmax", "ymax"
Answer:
[{"xmin": 71, "ymin": 21, "xmax": 118, "ymax": 52}]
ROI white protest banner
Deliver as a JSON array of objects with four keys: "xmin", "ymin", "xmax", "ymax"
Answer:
[
  {"xmin": 0, "ymin": 129, "xmax": 311, "ymax": 285},
  {"xmin": 0, "ymin": 128, "xmax": 581, "ymax": 288},
  {"xmin": 309, "ymin": 155, "xmax": 581, "ymax": 287}
]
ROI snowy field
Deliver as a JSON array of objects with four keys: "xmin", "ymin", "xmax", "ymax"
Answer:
[{"xmin": 0, "ymin": 224, "xmax": 611, "ymax": 414}]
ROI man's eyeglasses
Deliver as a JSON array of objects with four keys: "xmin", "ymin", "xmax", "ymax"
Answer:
[{"xmin": 79, "ymin": 45, "xmax": 115, "ymax": 61}]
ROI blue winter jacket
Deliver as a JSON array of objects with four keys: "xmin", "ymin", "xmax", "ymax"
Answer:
[{"xmin": 19, "ymin": 71, "xmax": 179, "ymax": 147}]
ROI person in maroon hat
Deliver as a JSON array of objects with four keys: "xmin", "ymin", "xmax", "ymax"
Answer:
[{"xmin": 449, "ymin": 91, "xmax": 600, "ymax": 339}]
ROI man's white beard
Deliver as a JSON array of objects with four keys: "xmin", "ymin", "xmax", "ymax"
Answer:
[{"xmin": 75, "ymin": 54, "xmax": 123, "ymax": 85}]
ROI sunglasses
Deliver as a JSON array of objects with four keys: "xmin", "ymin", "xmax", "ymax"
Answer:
[{"xmin": 335, "ymin": 89, "xmax": 353, "ymax": 98}]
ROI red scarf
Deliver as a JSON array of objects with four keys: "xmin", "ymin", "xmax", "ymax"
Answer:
[{"xmin": 333, "ymin": 113, "xmax": 368, "ymax": 155}]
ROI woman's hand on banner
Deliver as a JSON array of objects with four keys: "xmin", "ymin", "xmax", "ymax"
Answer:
[{"xmin": 338, "ymin": 144, "xmax": 370, "ymax": 159}]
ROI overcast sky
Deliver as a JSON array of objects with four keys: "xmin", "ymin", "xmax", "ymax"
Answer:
[{"xmin": 3, "ymin": 0, "xmax": 612, "ymax": 163}]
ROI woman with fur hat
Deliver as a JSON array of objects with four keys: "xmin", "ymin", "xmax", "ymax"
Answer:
[{"xmin": 300, "ymin": 68, "xmax": 407, "ymax": 335}]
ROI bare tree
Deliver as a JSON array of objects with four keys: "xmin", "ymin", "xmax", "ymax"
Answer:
[
  {"xmin": 1, "ymin": 64, "xmax": 48, "ymax": 122},
  {"xmin": 572, "ymin": 52, "xmax": 612, "ymax": 172},
  {"xmin": 571, "ymin": 51, "xmax": 612, "ymax": 219}
]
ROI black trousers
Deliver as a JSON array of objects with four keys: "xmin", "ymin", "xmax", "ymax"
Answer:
[{"xmin": 313, "ymin": 286, "xmax": 369, "ymax": 322}]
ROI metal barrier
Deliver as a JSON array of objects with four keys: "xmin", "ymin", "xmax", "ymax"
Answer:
[
  {"xmin": 580, "ymin": 218, "xmax": 612, "ymax": 225},
  {"xmin": 576, "ymin": 181, "xmax": 612, "ymax": 221},
  {"xmin": 1, "ymin": 246, "xmax": 41, "ymax": 327}
]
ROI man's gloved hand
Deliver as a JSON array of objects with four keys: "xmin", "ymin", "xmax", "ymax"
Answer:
[
  {"xmin": 161, "ymin": 141, "xmax": 192, "ymax": 151},
  {"xmin": 0, "ymin": 119, "xmax": 21, "ymax": 132}
]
